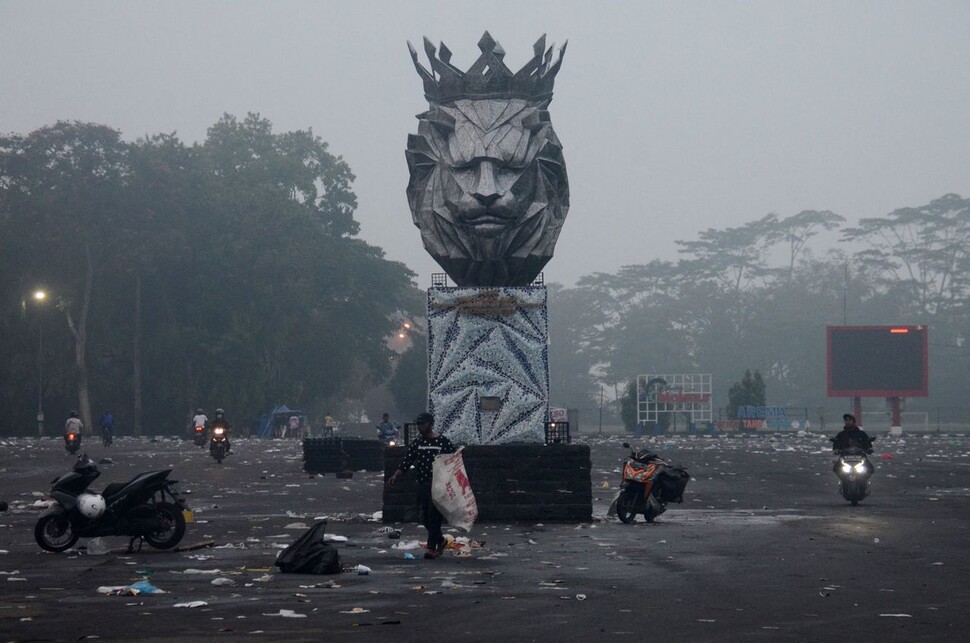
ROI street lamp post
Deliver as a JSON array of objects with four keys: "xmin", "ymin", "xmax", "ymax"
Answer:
[{"xmin": 32, "ymin": 290, "xmax": 47, "ymax": 437}]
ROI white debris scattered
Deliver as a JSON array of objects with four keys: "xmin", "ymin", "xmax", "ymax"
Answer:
[
  {"xmin": 264, "ymin": 609, "xmax": 306, "ymax": 618},
  {"xmin": 391, "ymin": 540, "xmax": 422, "ymax": 550}
]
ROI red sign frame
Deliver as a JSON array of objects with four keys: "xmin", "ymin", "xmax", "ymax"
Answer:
[{"xmin": 826, "ymin": 325, "xmax": 929, "ymax": 397}]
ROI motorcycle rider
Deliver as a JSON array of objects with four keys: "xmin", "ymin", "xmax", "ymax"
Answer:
[
  {"xmin": 192, "ymin": 408, "xmax": 208, "ymax": 431},
  {"xmin": 831, "ymin": 413, "xmax": 873, "ymax": 453},
  {"xmin": 99, "ymin": 410, "xmax": 114, "ymax": 446},
  {"xmin": 64, "ymin": 410, "xmax": 83, "ymax": 447},
  {"xmin": 376, "ymin": 412, "xmax": 399, "ymax": 443},
  {"xmin": 211, "ymin": 408, "xmax": 231, "ymax": 453}
]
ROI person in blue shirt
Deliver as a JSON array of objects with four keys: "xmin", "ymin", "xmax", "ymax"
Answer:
[
  {"xmin": 99, "ymin": 410, "xmax": 114, "ymax": 446},
  {"xmin": 376, "ymin": 413, "xmax": 399, "ymax": 443}
]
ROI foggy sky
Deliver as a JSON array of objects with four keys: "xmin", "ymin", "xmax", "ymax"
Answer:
[{"xmin": 2, "ymin": 1, "xmax": 969, "ymax": 288}]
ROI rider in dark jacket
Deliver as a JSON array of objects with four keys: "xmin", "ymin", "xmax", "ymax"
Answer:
[
  {"xmin": 831, "ymin": 413, "xmax": 873, "ymax": 453},
  {"xmin": 212, "ymin": 408, "xmax": 232, "ymax": 453}
]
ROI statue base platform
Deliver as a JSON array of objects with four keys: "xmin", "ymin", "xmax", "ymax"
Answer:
[{"xmin": 382, "ymin": 444, "xmax": 592, "ymax": 523}]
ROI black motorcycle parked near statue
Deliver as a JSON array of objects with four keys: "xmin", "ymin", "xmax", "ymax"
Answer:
[{"xmin": 34, "ymin": 453, "xmax": 190, "ymax": 553}]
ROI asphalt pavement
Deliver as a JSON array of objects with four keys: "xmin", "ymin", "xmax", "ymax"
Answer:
[{"xmin": 1, "ymin": 431, "xmax": 968, "ymax": 642}]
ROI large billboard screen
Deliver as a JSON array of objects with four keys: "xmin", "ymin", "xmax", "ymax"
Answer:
[{"xmin": 826, "ymin": 325, "xmax": 928, "ymax": 397}]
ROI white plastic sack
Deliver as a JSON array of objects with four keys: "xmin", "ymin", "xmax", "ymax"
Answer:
[{"xmin": 431, "ymin": 447, "xmax": 478, "ymax": 532}]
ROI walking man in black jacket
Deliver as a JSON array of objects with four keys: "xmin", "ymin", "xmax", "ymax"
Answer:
[{"xmin": 387, "ymin": 412, "xmax": 455, "ymax": 559}]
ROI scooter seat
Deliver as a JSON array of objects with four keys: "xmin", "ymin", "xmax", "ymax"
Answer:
[{"xmin": 102, "ymin": 482, "xmax": 126, "ymax": 498}]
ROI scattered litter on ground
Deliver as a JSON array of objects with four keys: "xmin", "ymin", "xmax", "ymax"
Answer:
[{"xmin": 98, "ymin": 580, "xmax": 165, "ymax": 595}]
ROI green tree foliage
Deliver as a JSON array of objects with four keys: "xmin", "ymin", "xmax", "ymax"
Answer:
[
  {"xmin": 0, "ymin": 115, "xmax": 421, "ymax": 435},
  {"xmin": 546, "ymin": 198, "xmax": 968, "ymax": 421},
  {"xmin": 727, "ymin": 370, "xmax": 766, "ymax": 419},
  {"xmin": 0, "ymin": 122, "xmax": 130, "ymax": 432},
  {"xmin": 387, "ymin": 339, "xmax": 428, "ymax": 417},
  {"xmin": 619, "ymin": 378, "xmax": 638, "ymax": 431},
  {"xmin": 842, "ymin": 194, "xmax": 970, "ymax": 317}
]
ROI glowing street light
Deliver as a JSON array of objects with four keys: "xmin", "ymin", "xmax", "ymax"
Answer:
[{"xmin": 30, "ymin": 289, "xmax": 48, "ymax": 437}]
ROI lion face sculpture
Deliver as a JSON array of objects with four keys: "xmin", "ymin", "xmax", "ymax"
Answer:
[
  {"xmin": 406, "ymin": 99, "xmax": 569, "ymax": 286},
  {"xmin": 405, "ymin": 34, "xmax": 570, "ymax": 287}
]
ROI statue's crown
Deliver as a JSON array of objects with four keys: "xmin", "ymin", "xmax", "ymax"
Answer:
[{"xmin": 408, "ymin": 32, "xmax": 567, "ymax": 104}]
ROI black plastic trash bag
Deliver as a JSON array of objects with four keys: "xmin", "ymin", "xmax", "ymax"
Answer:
[{"xmin": 275, "ymin": 520, "xmax": 341, "ymax": 574}]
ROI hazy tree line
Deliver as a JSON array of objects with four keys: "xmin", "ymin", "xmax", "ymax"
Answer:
[
  {"xmin": 0, "ymin": 116, "xmax": 424, "ymax": 437},
  {"xmin": 3, "ymin": 117, "xmax": 968, "ymax": 437},
  {"xmin": 549, "ymin": 196, "xmax": 970, "ymax": 429}
]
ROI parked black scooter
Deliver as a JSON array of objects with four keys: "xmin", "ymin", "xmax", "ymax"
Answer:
[
  {"xmin": 615, "ymin": 442, "xmax": 690, "ymax": 523},
  {"xmin": 34, "ymin": 453, "xmax": 190, "ymax": 553}
]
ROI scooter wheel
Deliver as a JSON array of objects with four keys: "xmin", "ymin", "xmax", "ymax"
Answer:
[
  {"xmin": 35, "ymin": 511, "xmax": 79, "ymax": 552},
  {"xmin": 616, "ymin": 489, "xmax": 638, "ymax": 524},
  {"xmin": 142, "ymin": 502, "xmax": 186, "ymax": 549}
]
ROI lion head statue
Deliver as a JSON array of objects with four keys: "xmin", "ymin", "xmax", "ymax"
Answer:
[{"xmin": 405, "ymin": 33, "xmax": 569, "ymax": 287}]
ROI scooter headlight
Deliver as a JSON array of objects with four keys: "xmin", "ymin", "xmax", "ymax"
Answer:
[
  {"xmin": 853, "ymin": 462, "xmax": 868, "ymax": 473},
  {"xmin": 213, "ymin": 427, "xmax": 224, "ymax": 436},
  {"xmin": 840, "ymin": 462, "xmax": 854, "ymax": 474},
  {"xmin": 387, "ymin": 440, "xmax": 396, "ymax": 446}
]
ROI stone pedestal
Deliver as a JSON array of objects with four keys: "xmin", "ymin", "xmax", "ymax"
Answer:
[
  {"xmin": 427, "ymin": 286, "xmax": 548, "ymax": 444},
  {"xmin": 302, "ymin": 437, "xmax": 384, "ymax": 473},
  {"xmin": 382, "ymin": 444, "xmax": 592, "ymax": 523}
]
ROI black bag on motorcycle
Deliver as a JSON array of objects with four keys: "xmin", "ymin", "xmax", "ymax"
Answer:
[
  {"xmin": 274, "ymin": 520, "xmax": 341, "ymax": 575},
  {"xmin": 655, "ymin": 467, "xmax": 690, "ymax": 503}
]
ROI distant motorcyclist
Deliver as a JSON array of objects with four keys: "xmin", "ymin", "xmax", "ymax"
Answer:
[
  {"xmin": 376, "ymin": 413, "xmax": 399, "ymax": 443},
  {"xmin": 212, "ymin": 408, "xmax": 231, "ymax": 453},
  {"xmin": 64, "ymin": 411, "xmax": 83, "ymax": 447},
  {"xmin": 831, "ymin": 413, "xmax": 873, "ymax": 453},
  {"xmin": 192, "ymin": 408, "xmax": 208, "ymax": 431},
  {"xmin": 99, "ymin": 410, "xmax": 114, "ymax": 446}
]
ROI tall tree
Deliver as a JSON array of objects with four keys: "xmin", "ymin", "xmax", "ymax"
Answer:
[
  {"xmin": 727, "ymin": 369, "xmax": 766, "ymax": 420},
  {"xmin": 0, "ymin": 122, "xmax": 129, "ymax": 432},
  {"xmin": 776, "ymin": 210, "xmax": 845, "ymax": 280},
  {"xmin": 675, "ymin": 214, "xmax": 778, "ymax": 295},
  {"xmin": 842, "ymin": 194, "xmax": 970, "ymax": 316}
]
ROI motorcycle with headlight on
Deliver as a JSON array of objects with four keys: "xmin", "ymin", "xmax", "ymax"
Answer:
[
  {"xmin": 34, "ymin": 453, "xmax": 190, "ymax": 553},
  {"xmin": 209, "ymin": 424, "xmax": 229, "ymax": 463},
  {"xmin": 831, "ymin": 438, "xmax": 876, "ymax": 505}
]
